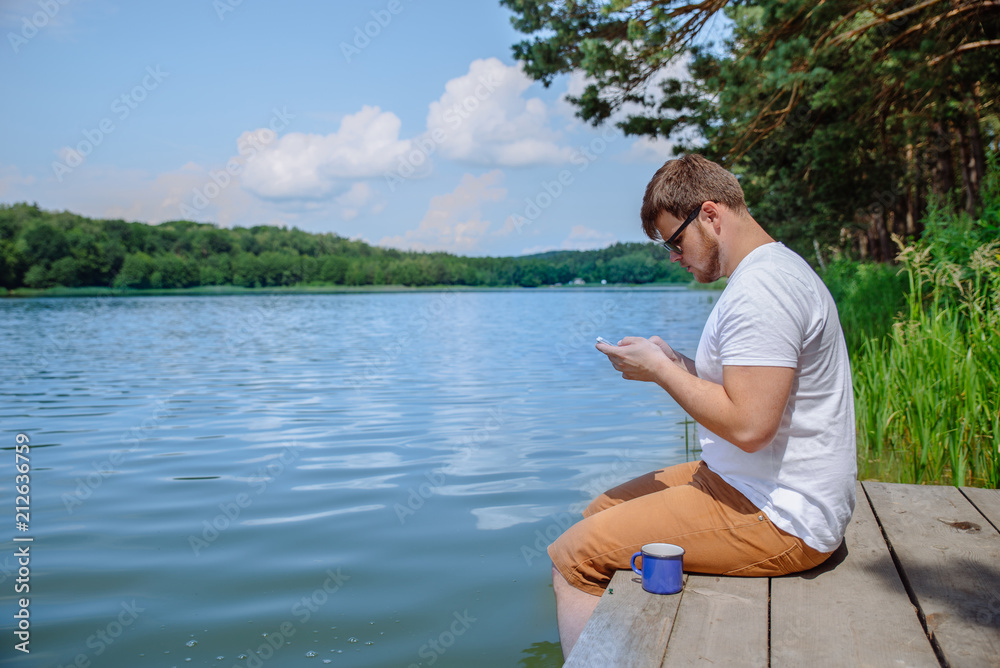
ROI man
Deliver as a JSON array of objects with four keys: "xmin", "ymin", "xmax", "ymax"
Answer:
[{"xmin": 549, "ymin": 154, "xmax": 857, "ymax": 657}]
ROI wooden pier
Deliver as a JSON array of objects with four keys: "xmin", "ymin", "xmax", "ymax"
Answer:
[{"xmin": 566, "ymin": 481, "xmax": 1000, "ymax": 667}]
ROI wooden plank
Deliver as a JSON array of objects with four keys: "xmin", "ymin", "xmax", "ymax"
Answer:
[
  {"xmin": 864, "ymin": 481, "xmax": 1000, "ymax": 668},
  {"xmin": 771, "ymin": 481, "xmax": 938, "ymax": 668},
  {"xmin": 565, "ymin": 569, "xmax": 682, "ymax": 668},
  {"xmin": 660, "ymin": 574, "xmax": 767, "ymax": 667},
  {"xmin": 961, "ymin": 486, "xmax": 1000, "ymax": 533}
]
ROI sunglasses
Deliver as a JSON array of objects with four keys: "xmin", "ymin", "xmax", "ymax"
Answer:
[{"xmin": 660, "ymin": 204, "xmax": 703, "ymax": 254}]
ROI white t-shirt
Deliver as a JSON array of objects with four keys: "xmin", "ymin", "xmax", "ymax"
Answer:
[{"xmin": 695, "ymin": 242, "xmax": 856, "ymax": 553}]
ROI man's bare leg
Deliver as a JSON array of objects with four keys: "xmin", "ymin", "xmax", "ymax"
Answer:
[{"xmin": 552, "ymin": 565, "xmax": 601, "ymax": 660}]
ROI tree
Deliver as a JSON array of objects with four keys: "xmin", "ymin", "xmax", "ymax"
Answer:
[
  {"xmin": 113, "ymin": 252, "xmax": 155, "ymax": 289},
  {"xmin": 502, "ymin": 0, "xmax": 999, "ymax": 260},
  {"xmin": 231, "ymin": 252, "xmax": 262, "ymax": 288},
  {"xmin": 319, "ymin": 255, "xmax": 349, "ymax": 284},
  {"xmin": 19, "ymin": 220, "xmax": 69, "ymax": 267},
  {"xmin": 150, "ymin": 254, "xmax": 198, "ymax": 288},
  {"xmin": 48, "ymin": 256, "xmax": 81, "ymax": 287}
]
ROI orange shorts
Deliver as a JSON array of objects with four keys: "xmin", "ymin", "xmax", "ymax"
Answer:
[{"xmin": 548, "ymin": 460, "xmax": 833, "ymax": 596}]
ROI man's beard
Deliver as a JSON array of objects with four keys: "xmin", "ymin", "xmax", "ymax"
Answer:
[{"xmin": 693, "ymin": 224, "xmax": 721, "ymax": 283}]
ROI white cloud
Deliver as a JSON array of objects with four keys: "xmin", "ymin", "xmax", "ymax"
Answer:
[
  {"xmin": 2, "ymin": 141, "xmax": 373, "ymax": 233},
  {"xmin": 623, "ymin": 136, "xmax": 681, "ymax": 163},
  {"xmin": 521, "ymin": 225, "xmax": 616, "ymax": 255},
  {"xmin": 427, "ymin": 58, "xmax": 572, "ymax": 167},
  {"xmin": 0, "ymin": 159, "xmax": 298, "ymax": 230},
  {"xmin": 379, "ymin": 171, "xmax": 506, "ymax": 253},
  {"xmin": 240, "ymin": 106, "xmax": 413, "ymax": 200},
  {"xmin": 336, "ymin": 182, "xmax": 380, "ymax": 221},
  {"xmin": 622, "ymin": 120, "xmax": 702, "ymax": 163},
  {"xmin": 109, "ymin": 165, "xmax": 266, "ymax": 227}
]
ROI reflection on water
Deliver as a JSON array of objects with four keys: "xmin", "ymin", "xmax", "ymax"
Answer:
[
  {"xmin": 0, "ymin": 288, "xmax": 714, "ymax": 667},
  {"xmin": 519, "ymin": 640, "xmax": 564, "ymax": 667}
]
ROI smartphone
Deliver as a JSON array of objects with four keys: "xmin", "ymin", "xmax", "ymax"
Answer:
[{"xmin": 596, "ymin": 336, "xmax": 616, "ymax": 346}]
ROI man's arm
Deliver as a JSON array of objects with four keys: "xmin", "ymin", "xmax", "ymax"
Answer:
[{"xmin": 597, "ymin": 337, "xmax": 794, "ymax": 453}]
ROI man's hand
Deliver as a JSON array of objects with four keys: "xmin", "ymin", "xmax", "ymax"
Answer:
[
  {"xmin": 596, "ymin": 336, "xmax": 680, "ymax": 382},
  {"xmin": 596, "ymin": 336, "xmax": 694, "ymax": 381}
]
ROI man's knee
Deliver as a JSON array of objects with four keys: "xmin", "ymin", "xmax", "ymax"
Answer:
[{"xmin": 582, "ymin": 494, "xmax": 611, "ymax": 517}]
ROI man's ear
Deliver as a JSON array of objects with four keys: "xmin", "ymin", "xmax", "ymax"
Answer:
[{"xmin": 702, "ymin": 201, "xmax": 724, "ymax": 235}]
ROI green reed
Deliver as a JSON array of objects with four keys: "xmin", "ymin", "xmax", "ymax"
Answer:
[
  {"xmin": 830, "ymin": 153, "xmax": 1000, "ymax": 488},
  {"xmin": 851, "ymin": 233, "xmax": 999, "ymax": 488}
]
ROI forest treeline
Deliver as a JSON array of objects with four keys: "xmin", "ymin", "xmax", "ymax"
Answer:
[{"xmin": 0, "ymin": 203, "xmax": 690, "ymax": 291}]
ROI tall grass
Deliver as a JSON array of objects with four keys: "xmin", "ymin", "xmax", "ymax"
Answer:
[
  {"xmin": 846, "ymin": 169, "xmax": 1000, "ymax": 488},
  {"xmin": 822, "ymin": 259, "xmax": 906, "ymax": 352}
]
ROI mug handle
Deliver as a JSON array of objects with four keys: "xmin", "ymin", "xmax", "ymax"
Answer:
[{"xmin": 630, "ymin": 551, "xmax": 643, "ymax": 575}]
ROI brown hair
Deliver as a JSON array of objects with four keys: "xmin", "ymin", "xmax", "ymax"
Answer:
[{"xmin": 640, "ymin": 154, "xmax": 748, "ymax": 240}]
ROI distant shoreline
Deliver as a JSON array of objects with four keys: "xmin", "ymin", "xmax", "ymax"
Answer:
[{"xmin": 3, "ymin": 281, "xmax": 725, "ymax": 298}]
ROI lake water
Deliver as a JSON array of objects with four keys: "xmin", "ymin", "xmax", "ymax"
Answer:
[{"xmin": 0, "ymin": 288, "xmax": 716, "ymax": 668}]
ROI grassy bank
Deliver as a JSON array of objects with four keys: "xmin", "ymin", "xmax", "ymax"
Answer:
[{"xmin": 824, "ymin": 173, "xmax": 999, "ymax": 488}]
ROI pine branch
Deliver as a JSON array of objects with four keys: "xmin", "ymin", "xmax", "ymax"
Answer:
[
  {"xmin": 830, "ymin": 0, "xmax": 948, "ymax": 46},
  {"xmin": 885, "ymin": 2, "xmax": 1000, "ymax": 51},
  {"xmin": 928, "ymin": 39, "xmax": 1000, "ymax": 66}
]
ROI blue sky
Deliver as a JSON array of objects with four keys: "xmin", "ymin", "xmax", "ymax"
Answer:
[{"xmin": 1, "ymin": 0, "xmax": 700, "ymax": 257}]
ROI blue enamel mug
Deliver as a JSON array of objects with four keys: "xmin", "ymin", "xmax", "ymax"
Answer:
[{"xmin": 631, "ymin": 543, "xmax": 685, "ymax": 595}]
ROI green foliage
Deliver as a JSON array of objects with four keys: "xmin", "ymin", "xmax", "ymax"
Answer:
[
  {"xmin": 821, "ymin": 260, "xmax": 906, "ymax": 352},
  {"xmin": 919, "ymin": 154, "xmax": 1000, "ymax": 265},
  {"xmin": 844, "ymin": 166, "xmax": 1000, "ymax": 487},
  {"xmin": 114, "ymin": 252, "xmax": 155, "ymax": 289},
  {"xmin": 0, "ymin": 203, "xmax": 692, "ymax": 292}
]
